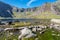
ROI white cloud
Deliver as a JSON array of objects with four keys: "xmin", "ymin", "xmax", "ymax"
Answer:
[{"xmin": 27, "ymin": 0, "xmax": 36, "ymax": 7}]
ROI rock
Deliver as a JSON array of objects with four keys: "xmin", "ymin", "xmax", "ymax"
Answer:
[
  {"xmin": 57, "ymin": 34, "xmax": 60, "ymax": 36},
  {"xmin": 32, "ymin": 28, "xmax": 36, "ymax": 32},
  {"xmin": 35, "ymin": 38, "xmax": 39, "ymax": 40},
  {"xmin": 52, "ymin": 34, "xmax": 56, "ymax": 36},
  {"xmin": 18, "ymin": 27, "xmax": 36, "ymax": 40}
]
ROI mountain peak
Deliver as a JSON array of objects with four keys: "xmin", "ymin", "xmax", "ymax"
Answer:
[{"xmin": 0, "ymin": 1, "xmax": 13, "ymax": 18}]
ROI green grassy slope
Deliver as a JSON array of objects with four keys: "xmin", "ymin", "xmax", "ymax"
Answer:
[
  {"xmin": 0, "ymin": 28, "xmax": 60, "ymax": 40},
  {"xmin": 12, "ymin": 11, "xmax": 60, "ymax": 19}
]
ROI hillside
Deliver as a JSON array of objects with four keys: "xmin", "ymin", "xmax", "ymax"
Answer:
[
  {"xmin": 0, "ymin": 1, "xmax": 60, "ymax": 19},
  {"xmin": 13, "ymin": 2, "xmax": 60, "ymax": 19},
  {"xmin": 0, "ymin": 1, "xmax": 13, "ymax": 18}
]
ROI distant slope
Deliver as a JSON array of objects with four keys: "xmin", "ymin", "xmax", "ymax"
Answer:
[
  {"xmin": 13, "ymin": 2, "xmax": 60, "ymax": 19},
  {"xmin": 0, "ymin": 1, "xmax": 60, "ymax": 19}
]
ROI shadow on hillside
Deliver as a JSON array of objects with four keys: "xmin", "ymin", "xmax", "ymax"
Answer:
[{"xmin": 0, "ymin": 1, "xmax": 13, "ymax": 18}]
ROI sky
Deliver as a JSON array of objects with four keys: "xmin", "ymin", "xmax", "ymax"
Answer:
[{"xmin": 0, "ymin": 0, "xmax": 57, "ymax": 8}]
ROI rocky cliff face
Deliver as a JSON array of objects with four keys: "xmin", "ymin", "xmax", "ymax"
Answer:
[
  {"xmin": 52, "ymin": 0, "xmax": 60, "ymax": 15},
  {"xmin": 12, "ymin": 7, "xmax": 37, "ymax": 12}
]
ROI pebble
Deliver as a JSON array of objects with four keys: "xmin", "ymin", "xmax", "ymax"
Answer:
[
  {"xmin": 35, "ymin": 38, "xmax": 38, "ymax": 40},
  {"xmin": 57, "ymin": 34, "xmax": 60, "ymax": 36},
  {"xmin": 52, "ymin": 34, "xmax": 56, "ymax": 36}
]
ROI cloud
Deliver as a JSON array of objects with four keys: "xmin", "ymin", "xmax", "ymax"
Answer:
[{"xmin": 27, "ymin": 0, "xmax": 36, "ymax": 7}]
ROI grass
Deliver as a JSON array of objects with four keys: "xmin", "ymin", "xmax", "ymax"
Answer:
[
  {"xmin": 12, "ymin": 11, "xmax": 60, "ymax": 19},
  {"xmin": 10, "ymin": 22, "xmax": 31, "ymax": 27},
  {"xmin": 0, "ymin": 28, "xmax": 60, "ymax": 40},
  {"xmin": 32, "ymin": 11, "xmax": 60, "ymax": 19},
  {"xmin": 0, "ymin": 11, "xmax": 60, "ymax": 19}
]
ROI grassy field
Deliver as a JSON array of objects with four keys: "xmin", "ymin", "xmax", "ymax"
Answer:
[
  {"xmin": 12, "ymin": 11, "xmax": 60, "ymax": 19},
  {"xmin": 32, "ymin": 11, "xmax": 60, "ymax": 19},
  {"xmin": 9, "ymin": 19, "xmax": 50, "ymax": 27},
  {"xmin": 0, "ymin": 28, "xmax": 60, "ymax": 40}
]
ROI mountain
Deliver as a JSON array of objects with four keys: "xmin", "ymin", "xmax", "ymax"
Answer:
[
  {"xmin": 0, "ymin": 1, "xmax": 37, "ymax": 18},
  {"xmin": 52, "ymin": 0, "xmax": 60, "ymax": 15},
  {"xmin": 0, "ymin": 1, "xmax": 60, "ymax": 19},
  {"xmin": 14, "ymin": 2, "xmax": 60, "ymax": 19},
  {"xmin": 12, "ymin": 7, "xmax": 37, "ymax": 12},
  {"xmin": 0, "ymin": 1, "xmax": 13, "ymax": 18}
]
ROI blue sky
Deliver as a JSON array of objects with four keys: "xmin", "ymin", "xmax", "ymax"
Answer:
[{"xmin": 0, "ymin": 0, "xmax": 57, "ymax": 8}]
